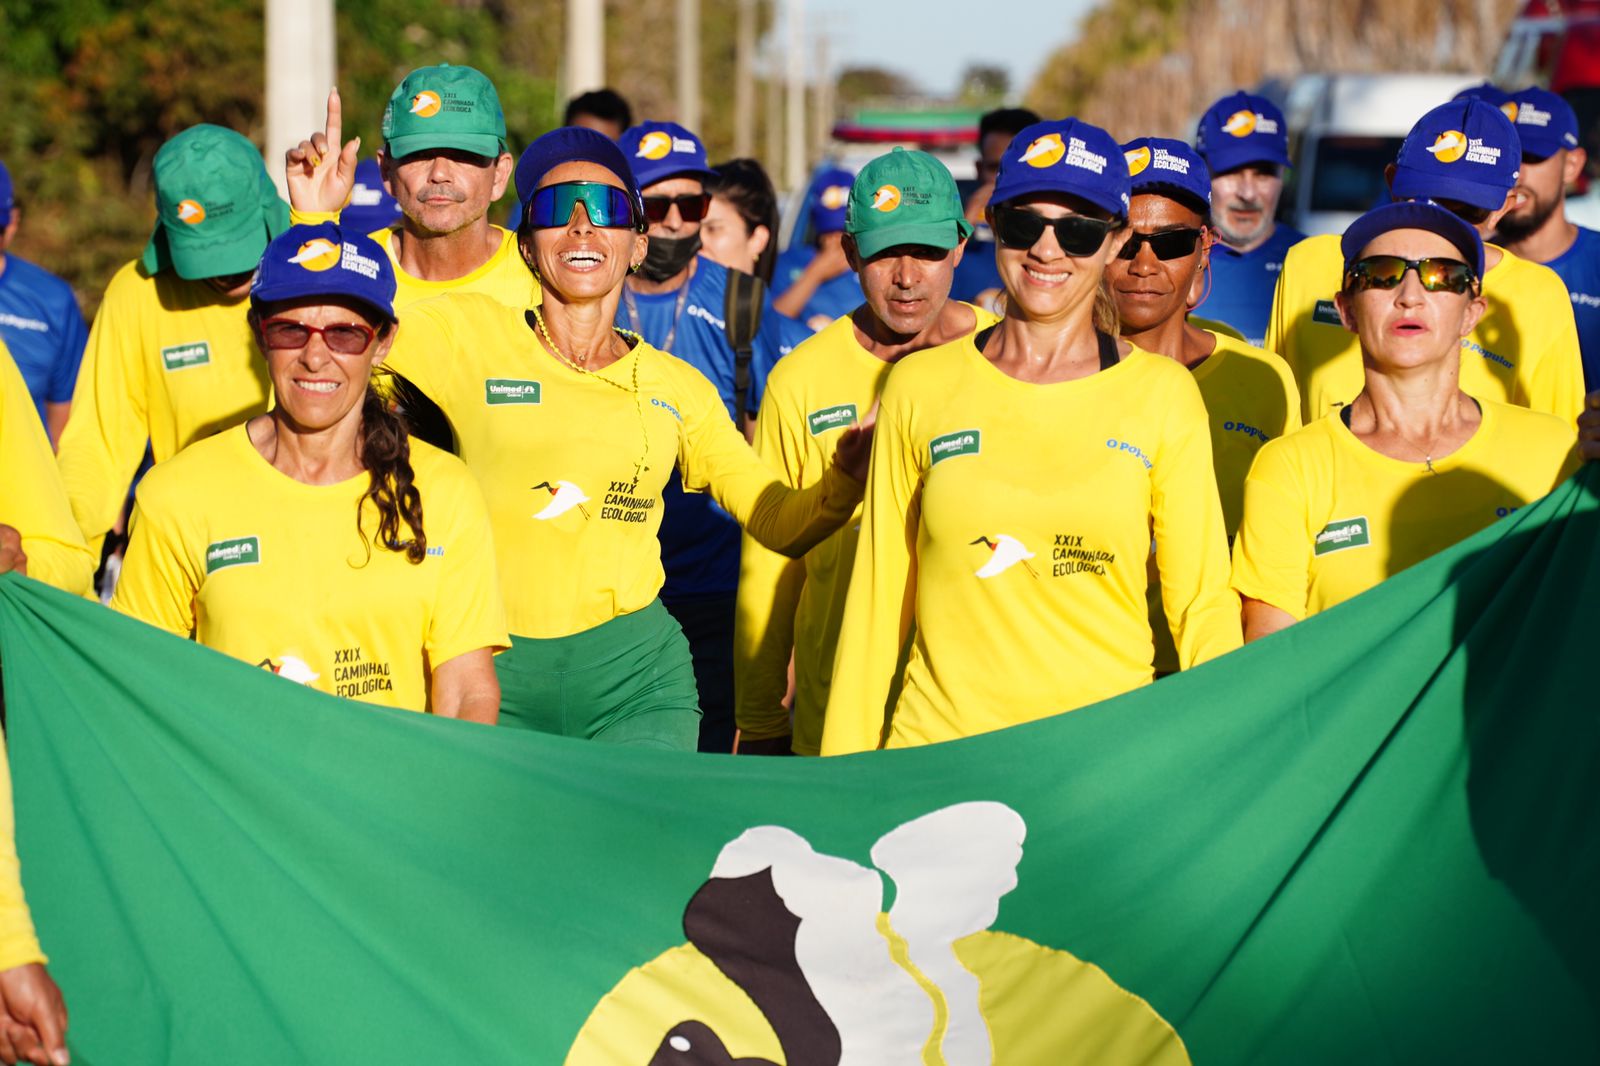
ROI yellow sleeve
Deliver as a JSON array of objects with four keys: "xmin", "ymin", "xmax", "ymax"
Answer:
[
  {"xmin": 381, "ymin": 299, "xmax": 456, "ymax": 402},
  {"xmin": 677, "ymin": 364, "xmax": 863, "ymax": 558},
  {"xmin": 110, "ymin": 480, "xmax": 201, "ymax": 638},
  {"xmin": 288, "ymin": 206, "xmax": 341, "ymax": 226},
  {"xmin": 1263, "ymin": 261, "xmax": 1290, "ymax": 359},
  {"xmin": 0, "ymin": 734, "xmax": 44, "ymax": 972},
  {"xmin": 732, "ymin": 382, "xmax": 809, "ymax": 743},
  {"xmin": 1230, "ymin": 441, "xmax": 1312, "ymax": 621},
  {"xmin": 820, "ymin": 377, "xmax": 920, "ymax": 755},
  {"xmin": 1522, "ymin": 289, "xmax": 1586, "ymax": 423},
  {"xmin": 56, "ymin": 264, "xmax": 154, "ymax": 549},
  {"xmin": 0, "ymin": 348, "xmax": 94, "ymax": 596},
  {"xmin": 1152, "ymin": 373, "xmax": 1243, "ymax": 667},
  {"xmin": 423, "ymin": 463, "xmax": 512, "ymax": 667}
]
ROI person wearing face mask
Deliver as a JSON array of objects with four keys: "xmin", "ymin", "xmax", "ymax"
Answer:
[
  {"xmin": 1267, "ymin": 98, "xmax": 1586, "ymax": 425},
  {"xmin": 377, "ymin": 127, "xmax": 873, "ymax": 749},
  {"xmin": 1109, "ymin": 137, "xmax": 1300, "ymax": 674},
  {"xmin": 735, "ymin": 147, "xmax": 992, "ymax": 757},
  {"xmin": 56, "ymin": 125, "xmax": 290, "ymax": 558},
  {"xmin": 821, "ymin": 119, "xmax": 1241, "ymax": 754},
  {"xmin": 1189, "ymin": 92, "xmax": 1305, "ymax": 349}
]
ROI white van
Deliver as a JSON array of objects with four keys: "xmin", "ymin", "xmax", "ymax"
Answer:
[{"xmin": 1286, "ymin": 73, "xmax": 1482, "ymax": 236}]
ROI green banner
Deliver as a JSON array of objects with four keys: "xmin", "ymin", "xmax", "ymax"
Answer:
[{"xmin": 1, "ymin": 470, "xmax": 1597, "ymax": 1065}]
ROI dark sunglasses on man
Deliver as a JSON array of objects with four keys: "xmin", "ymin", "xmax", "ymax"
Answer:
[{"xmin": 641, "ymin": 192, "xmax": 712, "ymax": 225}]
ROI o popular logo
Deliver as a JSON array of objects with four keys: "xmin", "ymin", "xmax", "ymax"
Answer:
[
  {"xmin": 820, "ymin": 184, "xmax": 850, "ymax": 210},
  {"xmin": 176, "ymin": 199, "xmax": 206, "ymax": 225},
  {"xmin": 871, "ymin": 184, "xmax": 901, "ymax": 212},
  {"xmin": 637, "ymin": 131, "xmax": 673, "ymax": 160},
  {"xmin": 288, "ymin": 238, "xmax": 341, "ymax": 272},
  {"xmin": 1125, "ymin": 145, "xmax": 1152, "ymax": 176},
  {"xmin": 1222, "ymin": 110, "xmax": 1257, "ymax": 137},
  {"xmin": 1426, "ymin": 130, "xmax": 1468, "ymax": 163},
  {"xmin": 1018, "ymin": 133, "xmax": 1066, "ymax": 168},
  {"xmin": 409, "ymin": 90, "xmax": 442, "ymax": 118}
]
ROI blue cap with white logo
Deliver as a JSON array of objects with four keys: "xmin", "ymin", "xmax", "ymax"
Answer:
[
  {"xmin": 1507, "ymin": 87, "xmax": 1581, "ymax": 160},
  {"xmin": 1195, "ymin": 92, "xmax": 1292, "ymax": 174},
  {"xmin": 991, "ymin": 118, "xmax": 1131, "ymax": 220},
  {"xmin": 340, "ymin": 158, "xmax": 402, "ymax": 236},
  {"xmin": 1454, "ymin": 82, "xmax": 1513, "ymax": 107},
  {"xmin": 250, "ymin": 222, "xmax": 397, "ymax": 324},
  {"xmin": 809, "ymin": 167, "xmax": 855, "ymax": 234},
  {"xmin": 1341, "ymin": 200, "xmax": 1485, "ymax": 281},
  {"xmin": 618, "ymin": 121, "xmax": 717, "ymax": 190},
  {"xmin": 0, "ymin": 162, "xmax": 12, "ymax": 229},
  {"xmin": 1121, "ymin": 137, "xmax": 1211, "ymax": 211},
  {"xmin": 1391, "ymin": 99, "xmax": 1522, "ymax": 212}
]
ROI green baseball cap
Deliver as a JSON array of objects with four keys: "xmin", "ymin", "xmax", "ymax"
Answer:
[
  {"xmin": 845, "ymin": 147, "xmax": 973, "ymax": 259},
  {"xmin": 382, "ymin": 64, "xmax": 508, "ymax": 160},
  {"xmin": 141, "ymin": 124, "xmax": 290, "ymax": 281}
]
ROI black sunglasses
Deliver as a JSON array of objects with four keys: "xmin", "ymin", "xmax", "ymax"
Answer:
[
  {"xmin": 1118, "ymin": 227, "xmax": 1204, "ymax": 261},
  {"xmin": 991, "ymin": 204, "xmax": 1118, "ymax": 256},
  {"xmin": 1343, "ymin": 255, "xmax": 1479, "ymax": 295},
  {"xmin": 641, "ymin": 193, "xmax": 712, "ymax": 224}
]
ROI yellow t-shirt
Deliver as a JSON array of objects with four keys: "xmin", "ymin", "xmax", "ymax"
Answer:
[
  {"xmin": 734, "ymin": 305, "xmax": 998, "ymax": 755},
  {"xmin": 1266, "ymin": 233, "xmax": 1585, "ymax": 424},
  {"xmin": 1149, "ymin": 330, "xmax": 1301, "ymax": 673},
  {"xmin": 1, "ymin": 342, "xmax": 94, "ymax": 595},
  {"xmin": 1231, "ymin": 400, "xmax": 1579, "ymax": 620},
  {"xmin": 821, "ymin": 340, "xmax": 1242, "ymax": 755},
  {"xmin": 384, "ymin": 294, "xmax": 864, "ymax": 639},
  {"xmin": 56, "ymin": 261, "xmax": 270, "ymax": 549},
  {"xmin": 0, "ymin": 733, "xmax": 44, "ymax": 972},
  {"xmin": 111, "ymin": 425, "xmax": 510, "ymax": 712}
]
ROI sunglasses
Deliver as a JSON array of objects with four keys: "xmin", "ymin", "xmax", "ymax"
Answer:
[
  {"xmin": 1118, "ymin": 227, "xmax": 1205, "ymax": 261},
  {"xmin": 259, "ymin": 318, "xmax": 378, "ymax": 355},
  {"xmin": 641, "ymin": 192, "xmax": 712, "ymax": 224},
  {"xmin": 528, "ymin": 182, "xmax": 643, "ymax": 230},
  {"xmin": 991, "ymin": 204, "xmax": 1118, "ymax": 256},
  {"xmin": 1344, "ymin": 255, "xmax": 1478, "ymax": 295}
]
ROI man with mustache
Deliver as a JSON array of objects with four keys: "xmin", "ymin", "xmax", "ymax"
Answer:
[{"xmin": 1190, "ymin": 92, "xmax": 1305, "ymax": 348}]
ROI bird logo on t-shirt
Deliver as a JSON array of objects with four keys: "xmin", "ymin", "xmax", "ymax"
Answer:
[
  {"xmin": 257, "ymin": 656, "xmax": 320, "ymax": 685},
  {"xmin": 970, "ymin": 535, "xmax": 1038, "ymax": 579},
  {"xmin": 531, "ymin": 480, "xmax": 592, "ymax": 520}
]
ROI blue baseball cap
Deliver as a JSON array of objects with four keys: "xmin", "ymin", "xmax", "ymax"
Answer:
[
  {"xmin": 1121, "ymin": 137, "xmax": 1211, "ymax": 211},
  {"xmin": 513, "ymin": 126, "xmax": 645, "ymax": 216},
  {"xmin": 991, "ymin": 118, "xmax": 1131, "ymax": 220},
  {"xmin": 250, "ymin": 222, "xmax": 397, "ymax": 324},
  {"xmin": 617, "ymin": 122, "xmax": 717, "ymax": 190},
  {"xmin": 1507, "ymin": 87, "xmax": 1581, "ymax": 160},
  {"xmin": 1454, "ymin": 82, "xmax": 1513, "ymax": 107},
  {"xmin": 1391, "ymin": 99, "xmax": 1522, "ymax": 212},
  {"xmin": 1195, "ymin": 92, "xmax": 1292, "ymax": 174},
  {"xmin": 0, "ymin": 162, "xmax": 12, "ymax": 228},
  {"xmin": 1340, "ymin": 200, "xmax": 1485, "ymax": 282},
  {"xmin": 341, "ymin": 159, "xmax": 402, "ymax": 236},
  {"xmin": 809, "ymin": 167, "xmax": 854, "ymax": 234}
]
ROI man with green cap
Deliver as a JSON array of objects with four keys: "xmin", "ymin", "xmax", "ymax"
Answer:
[
  {"xmin": 733, "ymin": 147, "xmax": 991, "ymax": 756},
  {"xmin": 56, "ymin": 124, "xmax": 288, "ymax": 561}
]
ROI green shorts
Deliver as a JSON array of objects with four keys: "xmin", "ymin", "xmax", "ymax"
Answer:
[{"xmin": 494, "ymin": 600, "xmax": 702, "ymax": 751}]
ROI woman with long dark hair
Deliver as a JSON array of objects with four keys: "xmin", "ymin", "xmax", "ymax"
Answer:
[{"xmin": 113, "ymin": 223, "xmax": 508, "ymax": 721}]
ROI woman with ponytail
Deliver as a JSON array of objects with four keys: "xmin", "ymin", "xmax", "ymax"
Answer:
[
  {"xmin": 822, "ymin": 118, "xmax": 1243, "ymax": 754},
  {"xmin": 112, "ymin": 223, "xmax": 508, "ymax": 721}
]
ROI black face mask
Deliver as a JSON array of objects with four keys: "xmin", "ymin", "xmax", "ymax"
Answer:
[{"xmin": 637, "ymin": 233, "xmax": 702, "ymax": 282}]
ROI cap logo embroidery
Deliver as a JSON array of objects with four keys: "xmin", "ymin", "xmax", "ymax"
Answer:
[
  {"xmin": 410, "ymin": 91, "xmax": 442, "ymax": 118},
  {"xmin": 637, "ymin": 131, "xmax": 673, "ymax": 160},
  {"xmin": 1064, "ymin": 137, "xmax": 1107, "ymax": 174},
  {"xmin": 820, "ymin": 184, "xmax": 850, "ymax": 210},
  {"xmin": 288, "ymin": 239, "xmax": 341, "ymax": 272},
  {"xmin": 1125, "ymin": 146, "xmax": 1151, "ymax": 176},
  {"xmin": 1501, "ymin": 102, "xmax": 1520, "ymax": 122},
  {"xmin": 1516, "ymin": 103, "xmax": 1552, "ymax": 128},
  {"xmin": 871, "ymin": 184, "xmax": 901, "ymax": 212},
  {"xmin": 177, "ymin": 200, "xmax": 206, "ymax": 225},
  {"xmin": 1426, "ymin": 130, "xmax": 1468, "ymax": 163},
  {"xmin": 1019, "ymin": 133, "xmax": 1066, "ymax": 169}
]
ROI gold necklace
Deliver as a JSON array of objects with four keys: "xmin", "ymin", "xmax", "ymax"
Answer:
[{"xmin": 532, "ymin": 305, "xmax": 652, "ymax": 490}]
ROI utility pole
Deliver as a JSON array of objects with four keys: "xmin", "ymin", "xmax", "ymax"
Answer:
[
  {"xmin": 765, "ymin": 39, "xmax": 783, "ymax": 182},
  {"xmin": 734, "ymin": 0, "xmax": 756, "ymax": 157},
  {"xmin": 785, "ymin": 0, "xmax": 807, "ymax": 191},
  {"xmin": 264, "ymin": 0, "xmax": 336, "ymax": 197},
  {"xmin": 564, "ymin": 0, "xmax": 606, "ymax": 101},
  {"xmin": 811, "ymin": 32, "xmax": 830, "ymax": 161},
  {"xmin": 677, "ymin": 0, "xmax": 701, "ymax": 133}
]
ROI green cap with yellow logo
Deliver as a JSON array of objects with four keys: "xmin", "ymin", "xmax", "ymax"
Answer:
[
  {"xmin": 141, "ymin": 124, "xmax": 290, "ymax": 281},
  {"xmin": 382, "ymin": 64, "xmax": 508, "ymax": 160},
  {"xmin": 845, "ymin": 147, "xmax": 973, "ymax": 259}
]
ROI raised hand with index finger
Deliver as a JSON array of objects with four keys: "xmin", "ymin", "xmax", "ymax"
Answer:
[{"xmin": 284, "ymin": 87, "xmax": 362, "ymax": 215}]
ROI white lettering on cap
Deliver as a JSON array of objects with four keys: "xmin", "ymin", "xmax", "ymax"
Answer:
[{"xmin": 1064, "ymin": 137, "xmax": 1107, "ymax": 175}]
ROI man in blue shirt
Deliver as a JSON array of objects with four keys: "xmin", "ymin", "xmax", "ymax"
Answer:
[
  {"xmin": 772, "ymin": 167, "xmax": 861, "ymax": 331},
  {"xmin": 1192, "ymin": 92, "xmax": 1305, "ymax": 348},
  {"xmin": 0, "ymin": 162, "xmax": 88, "ymax": 444},
  {"xmin": 950, "ymin": 107, "xmax": 1039, "ymax": 311},
  {"xmin": 1495, "ymin": 86, "xmax": 1600, "ymax": 390},
  {"xmin": 614, "ymin": 121, "xmax": 752, "ymax": 753}
]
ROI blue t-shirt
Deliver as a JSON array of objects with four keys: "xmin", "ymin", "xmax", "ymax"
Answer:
[
  {"xmin": 774, "ymin": 244, "xmax": 863, "ymax": 330},
  {"xmin": 614, "ymin": 256, "xmax": 742, "ymax": 601},
  {"xmin": 950, "ymin": 230, "xmax": 1004, "ymax": 305},
  {"xmin": 1543, "ymin": 224, "xmax": 1600, "ymax": 392},
  {"xmin": 747, "ymin": 297, "xmax": 812, "ymax": 415},
  {"xmin": 0, "ymin": 254, "xmax": 87, "ymax": 427},
  {"xmin": 1196, "ymin": 224, "xmax": 1305, "ymax": 349}
]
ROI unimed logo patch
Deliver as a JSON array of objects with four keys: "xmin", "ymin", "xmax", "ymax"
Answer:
[
  {"xmin": 485, "ymin": 379, "xmax": 542, "ymax": 405},
  {"xmin": 162, "ymin": 341, "xmax": 211, "ymax": 371},
  {"xmin": 1312, "ymin": 300, "xmax": 1342, "ymax": 326},
  {"xmin": 1314, "ymin": 517, "xmax": 1371, "ymax": 556},
  {"xmin": 205, "ymin": 536, "xmax": 261, "ymax": 574},
  {"xmin": 929, "ymin": 429, "xmax": 981, "ymax": 466},
  {"xmin": 807, "ymin": 403, "xmax": 857, "ymax": 435}
]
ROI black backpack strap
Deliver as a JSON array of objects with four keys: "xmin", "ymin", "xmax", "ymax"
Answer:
[{"xmin": 723, "ymin": 269, "xmax": 766, "ymax": 415}]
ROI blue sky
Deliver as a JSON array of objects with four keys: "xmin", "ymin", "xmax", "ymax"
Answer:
[{"xmin": 814, "ymin": 0, "xmax": 1099, "ymax": 99}]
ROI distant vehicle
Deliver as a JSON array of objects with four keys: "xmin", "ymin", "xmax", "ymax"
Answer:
[{"xmin": 1285, "ymin": 73, "xmax": 1480, "ymax": 237}]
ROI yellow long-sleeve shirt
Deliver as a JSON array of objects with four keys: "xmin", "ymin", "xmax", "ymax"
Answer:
[
  {"xmin": 385, "ymin": 294, "xmax": 864, "ymax": 638},
  {"xmin": 56, "ymin": 261, "xmax": 269, "ymax": 549},
  {"xmin": 2, "ymin": 343, "xmax": 94, "ymax": 595},
  {"xmin": 734, "ymin": 306, "xmax": 997, "ymax": 754},
  {"xmin": 0, "ymin": 732, "xmax": 44, "ymax": 972},
  {"xmin": 1265, "ymin": 233, "xmax": 1585, "ymax": 424},
  {"xmin": 822, "ymin": 339, "xmax": 1242, "ymax": 755}
]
